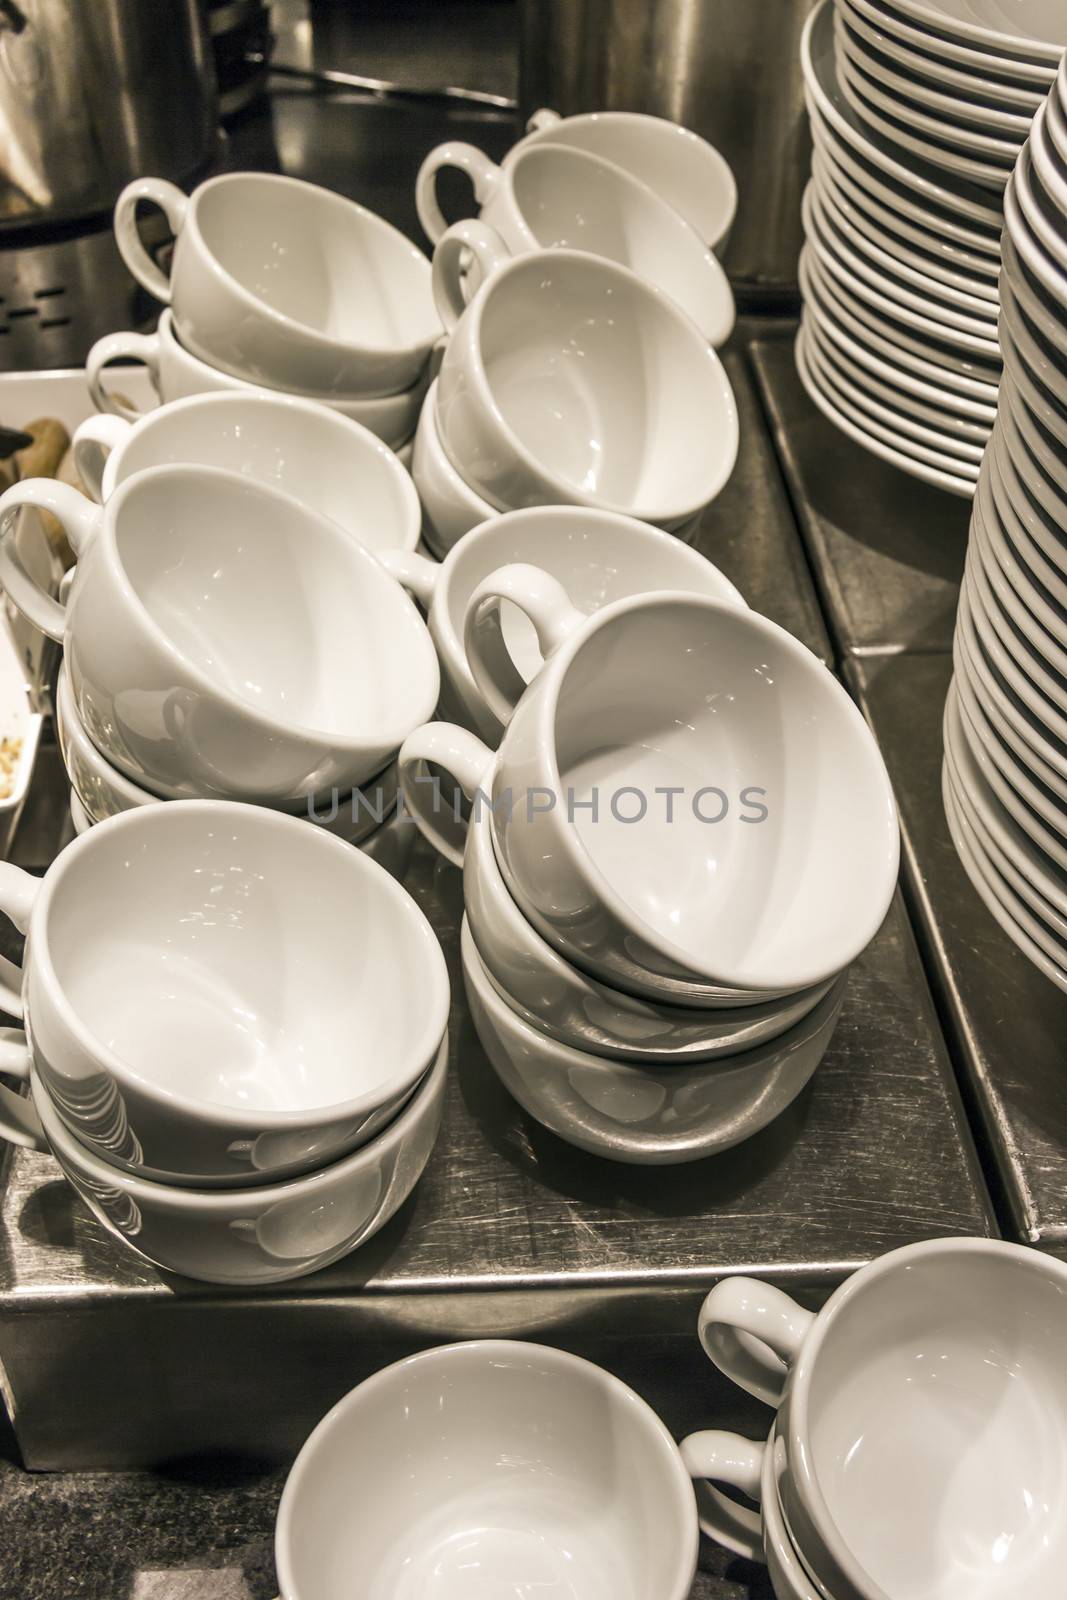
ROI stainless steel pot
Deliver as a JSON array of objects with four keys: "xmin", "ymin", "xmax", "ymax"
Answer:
[
  {"xmin": 518, "ymin": 0, "xmax": 819, "ymax": 299},
  {"xmin": 0, "ymin": 0, "xmax": 218, "ymax": 229}
]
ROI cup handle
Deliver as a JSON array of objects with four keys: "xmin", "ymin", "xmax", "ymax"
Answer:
[
  {"xmin": 463, "ymin": 563, "xmax": 586, "ymax": 728},
  {"xmin": 376, "ymin": 547, "xmax": 440, "ymax": 609},
  {"xmin": 86, "ymin": 329, "xmax": 161, "ymax": 421},
  {"xmin": 697, "ymin": 1278, "xmax": 817, "ymax": 1408},
  {"xmin": 72, "ymin": 414, "xmax": 131, "ymax": 504},
  {"xmin": 526, "ymin": 107, "xmax": 562, "ymax": 134},
  {"xmin": 0, "ymin": 480, "xmax": 102, "ymax": 641},
  {"xmin": 113, "ymin": 177, "xmax": 189, "ymax": 303},
  {"xmin": 398, "ymin": 721, "xmax": 493, "ymax": 867},
  {"xmin": 432, "ymin": 220, "xmax": 511, "ymax": 334},
  {"xmin": 415, "ymin": 141, "xmax": 502, "ymax": 245},
  {"xmin": 0, "ymin": 1028, "xmax": 46, "ymax": 1152},
  {"xmin": 678, "ymin": 1430, "xmax": 764, "ymax": 1561}
]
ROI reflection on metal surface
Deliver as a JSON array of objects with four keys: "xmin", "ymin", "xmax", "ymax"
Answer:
[
  {"xmin": 518, "ymin": 0, "xmax": 819, "ymax": 295},
  {"xmin": 256, "ymin": 58, "xmax": 517, "ymax": 114}
]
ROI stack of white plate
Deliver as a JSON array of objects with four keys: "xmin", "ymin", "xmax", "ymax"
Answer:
[
  {"xmin": 798, "ymin": 0, "xmax": 1065, "ymax": 496},
  {"xmin": 945, "ymin": 60, "xmax": 1067, "ymax": 992}
]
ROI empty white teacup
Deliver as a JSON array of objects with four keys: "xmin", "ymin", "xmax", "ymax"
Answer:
[
  {"xmin": 422, "ymin": 143, "xmax": 734, "ymax": 346},
  {"xmin": 698, "ymin": 1239, "xmax": 1067, "ymax": 1600},
  {"xmin": 410, "ymin": 379, "xmax": 498, "ymax": 556},
  {"xmin": 418, "ymin": 108, "xmax": 737, "ymax": 256},
  {"xmin": 115, "ymin": 172, "xmax": 442, "ymax": 397},
  {"xmin": 0, "ymin": 1044, "xmax": 447, "ymax": 1284},
  {"xmin": 72, "ymin": 392, "xmax": 421, "ymax": 556},
  {"xmin": 434, "ymin": 247, "xmax": 738, "ymax": 527},
  {"xmin": 274, "ymin": 1339, "xmax": 698, "ymax": 1600},
  {"xmin": 86, "ymin": 310, "xmax": 427, "ymax": 451},
  {"xmin": 380, "ymin": 502, "xmax": 745, "ymax": 743},
  {"xmin": 0, "ymin": 801, "xmax": 449, "ymax": 1186},
  {"xmin": 401, "ymin": 592, "xmax": 899, "ymax": 1000},
  {"xmin": 0, "ymin": 465, "xmax": 440, "ymax": 804}
]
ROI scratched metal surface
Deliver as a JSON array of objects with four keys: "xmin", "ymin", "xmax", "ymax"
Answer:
[
  {"xmin": 749, "ymin": 334, "xmax": 974, "ymax": 659},
  {"xmin": 848, "ymin": 652, "xmax": 1067, "ymax": 1259}
]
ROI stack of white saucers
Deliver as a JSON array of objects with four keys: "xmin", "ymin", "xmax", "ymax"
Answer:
[
  {"xmin": 798, "ymin": 0, "xmax": 1064, "ymax": 496},
  {"xmin": 945, "ymin": 64, "xmax": 1067, "ymax": 993}
]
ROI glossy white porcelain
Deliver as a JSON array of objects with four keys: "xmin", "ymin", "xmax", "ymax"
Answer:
[
  {"xmin": 699, "ymin": 1238, "xmax": 1067, "ymax": 1600},
  {"xmin": 72, "ymin": 391, "xmax": 420, "ymax": 555},
  {"xmin": 880, "ymin": 0, "xmax": 1065, "ymax": 61},
  {"xmin": 434, "ymin": 247, "xmax": 738, "ymax": 528},
  {"xmin": 0, "ymin": 801, "xmax": 449, "ymax": 1185},
  {"xmin": 417, "ymin": 108, "xmax": 737, "ymax": 255},
  {"xmin": 463, "ymin": 806, "xmax": 835, "ymax": 1057},
  {"xmin": 85, "ymin": 311, "xmax": 426, "ymax": 451},
  {"xmin": 55, "ymin": 662, "xmax": 400, "ymax": 839},
  {"xmin": 422, "ymin": 143, "xmax": 734, "ymax": 346},
  {"xmin": 275, "ymin": 1339, "xmax": 699, "ymax": 1600},
  {"xmin": 0, "ymin": 1043, "xmax": 446, "ymax": 1284},
  {"xmin": 409, "ymin": 379, "xmax": 497, "ymax": 557},
  {"xmin": 837, "ymin": 0, "xmax": 1044, "ymax": 110},
  {"xmin": 0, "ymin": 465, "xmax": 439, "ymax": 804},
  {"xmin": 382, "ymin": 502, "xmax": 742, "ymax": 744},
  {"xmin": 403, "ymin": 591, "xmax": 899, "ymax": 1000},
  {"xmin": 115, "ymin": 172, "xmax": 442, "ymax": 397},
  {"xmin": 462, "ymin": 921, "xmax": 846, "ymax": 1164},
  {"xmin": 845, "ymin": 0, "xmax": 1056, "ymax": 81}
]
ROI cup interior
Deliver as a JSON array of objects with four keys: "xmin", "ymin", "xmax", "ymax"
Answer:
[
  {"xmin": 806, "ymin": 1245, "xmax": 1067, "ymax": 1598},
  {"xmin": 476, "ymin": 254, "xmax": 724, "ymax": 513},
  {"xmin": 543, "ymin": 598, "xmax": 895, "ymax": 988},
  {"xmin": 193, "ymin": 176, "xmax": 438, "ymax": 352},
  {"xmin": 41, "ymin": 805, "xmax": 447, "ymax": 1116},
  {"xmin": 279, "ymin": 1342, "xmax": 694, "ymax": 1600},
  {"xmin": 90, "ymin": 467, "xmax": 428, "ymax": 744},
  {"xmin": 109, "ymin": 396, "xmax": 418, "ymax": 555}
]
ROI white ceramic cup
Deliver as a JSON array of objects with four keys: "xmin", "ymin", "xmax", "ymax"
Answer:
[
  {"xmin": 400, "ymin": 591, "xmax": 898, "ymax": 1000},
  {"xmin": 421, "ymin": 142, "xmax": 734, "ymax": 346},
  {"xmin": 275, "ymin": 1338, "xmax": 698, "ymax": 1600},
  {"xmin": 697, "ymin": 1238, "xmax": 1067, "ymax": 1600},
  {"xmin": 0, "ymin": 800, "xmax": 449, "ymax": 1186},
  {"xmin": 0, "ymin": 465, "xmax": 439, "ymax": 804},
  {"xmin": 417, "ymin": 107, "xmax": 737, "ymax": 256},
  {"xmin": 379, "ymin": 502, "xmax": 745, "ymax": 744},
  {"xmin": 55, "ymin": 661, "xmax": 400, "ymax": 840},
  {"xmin": 86, "ymin": 310, "xmax": 427, "ymax": 451},
  {"xmin": 433, "ymin": 245, "xmax": 739, "ymax": 527},
  {"xmin": 114, "ymin": 172, "xmax": 442, "ymax": 397},
  {"xmin": 463, "ymin": 806, "xmax": 836, "ymax": 1059},
  {"xmin": 0, "ymin": 1043, "xmax": 447, "ymax": 1284},
  {"xmin": 72, "ymin": 391, "xmax": 421, "ymax": 556},
  {"xmin": 410, "ymin": 378, "xmax": 498, "ymax": 557},
  {"xmin": 463, "ymin": 920, "xmax": 846, "ymax": 1165}
]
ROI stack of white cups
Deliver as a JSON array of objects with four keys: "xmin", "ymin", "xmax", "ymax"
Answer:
[{"xmin": 411, "ymin": 111, "xmax": 741, "ymax": 554}]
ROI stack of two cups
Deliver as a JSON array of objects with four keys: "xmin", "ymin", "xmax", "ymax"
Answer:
[
  {"xmin": 89, "ymin": 169, "xmax": 444, "ymax": 453},
  {"xmin": 0, "ymin": 798, "xmax": 450, "ymax": 1285},
  {"xmin": 400, "ymin": 569, "xmax": 900, "ymax": 1164},
  {"xmin": 0, "ymin": 386, "xmax": 442, "ymax": 866},
  {"xmin": 410, "ymin": 116, "xmax": 741, "ymax": 555}
]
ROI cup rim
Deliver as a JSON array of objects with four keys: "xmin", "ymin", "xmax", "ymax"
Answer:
[
  {"xmin": 84, "ymin": 461, "xmax": 439, "ymax": 755},
  {"xmin": 446, "ymin": 248, "xmax": 738, "ymax": 524},
  {"xmin": 27, "ymin": 801, "xmax": 451, "ymax": 1129},
  {"xmin": 29, "ymin": 1033, "xmax": 448, "ymax": 1211},
  {"xmin": 274, "ymin": 1337, "xmax": 699, "ymax": 1600},
  {"xmin": 97, "ymin": 389, "xmax": 422, "ymax": 550},
  {"xmin": 181, "ymin": 172, "xmax": 440, "ymax": 364},
  {"xmin": 498, "ymin": 589, "xmax": 898, "ymax": 992},
  {"xmin": 783, "ymin": 1236, "xmax": 1067, "ymax": 1595}
]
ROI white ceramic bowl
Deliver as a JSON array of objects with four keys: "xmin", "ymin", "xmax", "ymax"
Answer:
[
  {"xmin": 72, "ymin": 391, "xmax": 421, "ymax": 555},
  {"xmin": 462, "ymin": 920, "xmax": 847, "ymax": 1164},
  {"xmin": 6, "ymin": 1042, "xmax": 447, "ymax": 1284},
  {"xmin": 1, "ymin": 800, "xmax": 449, "ymax": 1186},
  {"xmin": 464, "ymin": 807, "xmax": 836, "ymax": 1057},
  {"xmin": 275, "ymin": 1339, "xmax": 699, "ymax": 1600},
  {"xmin": 115, "ymin": 172, "xmax": 443, "ymax": 398},
  {"xmin": 86, "ymin": 311, "xmax": 427, "ymax": 451}
]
